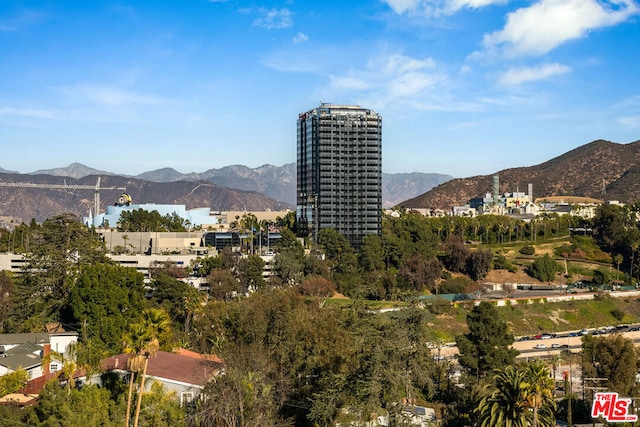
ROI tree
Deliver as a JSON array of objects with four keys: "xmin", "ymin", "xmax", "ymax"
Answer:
[
  {"xmin": 592, "ymin": 203, "xmax": 628, "ymax": 252},
  {"xmin": 397, "ymin": 254, "xmax": 442, "ymax": 292},
  {"xmin": 123, "ymin": 323, "xmax": 152, "ymax": 427},
  {"xmin": 13, "ymin": 213, "xmax": 110, "ymax": 330},
  {"xmin": 592, "ymin": 268, "xmax": 612, "ymax": 288},
  {"xmin": 132, "ymin": 308, "xmax": 172, "ymax": 427},
  {"xmin": 193, "ymin": 344, "xmax": 293, "ymax": 427},
  {"xmin": 318, "ymin": 228, "xmax": 357, "ymax": 275},
  {"xmin": 273, "ymin": 231, "xmax": 305, "ymax": 285},
  {"xmin": 441, "ymin": 234, "xmax": 469, "ymax": 273},
  {"xmin": 318, "ymin": 228, "xmax": 360, "ymax": 296},
  {"xmin": 0, "ymin": 368, "xmax": 28, "ymax": 396},
  {"xmin": 465, "ymin": 249, "xmax": 493, "ymax": 281},
  {"xmin": 475, "ymin": 362, "xmax": 555, "ymax": 427},
  {"xmin": 136, "ymin": 381, "xmax": 185, "ymax": 427},
  {"xmin": 117, "ymin": 208, "xmax": 187, "ymax": 232},
  {"xmin": 149, "ymin": 272, "xmax": 203, "ymax": 334},
  {"xmin": 237, "ymin": 255, "xmax": 265, "ymax": 291},
  {"xmin": 67, "ymin": 263, "xmax": 146, "ymax": 349},
  {"xmin": 359, "ymin": 234, "xmax": 385, "ymax": 272},
  {"xmin": 29, "ymin": 381, "xmax": 120, "ymax": 426},
  {"xmin": 475, "ymin": 366, "xmax": 529, "ymax": 427},
  {"xmin": 582, "ymin": 333, "xmax": 639, "ymax": 397},
  {"xmin": 613, "ymin": 253, "xmax": 623, "ymax": 283},
  {"xmin": 522, "ymin": 360, "xmax": 556, "ymax": 427},
  {"xmin": 527, "ymin": 254, "xmax": 561, "ymax": 282},
  {"xmin": 207, "ymin": 268, "xmax": 242, "ymax": 301},
  {"xmin": 0, "ymin": 271, "xmax": 14, "ymax": 333},
  {"xmin": 42, "ymin": 344, "xmax": 79, "ymax": 394},
  {"xmin": 456, "ymin": 302, "xmax": 518, "ymax": 378}
]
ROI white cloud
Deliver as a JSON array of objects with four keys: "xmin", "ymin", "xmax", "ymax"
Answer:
[
  {"xmin": 617, "ymin": 115, "xmax": 640, "ymax": 128},
  {"xmin": 382, "ymin": 0, "xmax": 508, "ymax": 16},
  {"xmin": 447, "ymin": 0, "xmax": 510, "ymax": 12},
  {"xmin": 383, "ymin": 0, "xmax": 423, "ymax": 14},
  {"xmin": 293, "ymin": 32, "xmax": 309, "ymax": 44},
  {"xmin": 482, "ymin": 0, "xmax": 640, "ymax": 57},
  {"xmin": 498, "ymin": 63, "xmax": 571, "ymax": 85},
  {"xmin": 64, "ymin": 84, "xmax": 167, "ymax": 107},
  {"xmin": 0, "ymin": 107, "xmax": 56, "ymax": 119},
  {"xmin": 252, "ymin": 8, "xmax": 293, "ymax": 29},
  {"xmin": 613, "ymin": 95, "xmax": 640, "ymax": 127},
  {"xmin": 326, "ymin": 52, "xmax": 460, "ymax": 110}
]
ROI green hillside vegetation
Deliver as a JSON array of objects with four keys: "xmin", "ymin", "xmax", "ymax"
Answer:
[{"xmin": 1, "ymin": 203, "xmax": 640, "ymax": 426}]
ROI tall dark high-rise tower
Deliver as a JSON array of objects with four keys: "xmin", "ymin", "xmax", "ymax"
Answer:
[{"xmin": 296, "ymin": 103, "xmax": 382, "ymax": 249}]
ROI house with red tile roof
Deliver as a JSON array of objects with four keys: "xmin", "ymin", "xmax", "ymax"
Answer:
[{"xmin": 100, "ymin": 349, "xmax": 223, "ymax": 406}]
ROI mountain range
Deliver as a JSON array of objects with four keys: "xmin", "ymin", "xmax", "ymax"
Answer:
[
  {"xmin": 401, "ymin": 139, "xmax": 640, "ymax": 210},
  {"xmin": 0, "ymin": 164, "xmax": 452, "ymax": 225},
  {"xmin": 3, "ymin": 138, "xmax": 637, "ymax": 226}
]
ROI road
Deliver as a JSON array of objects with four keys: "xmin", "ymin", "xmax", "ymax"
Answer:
[{"xmin": 433, "ymin": 325, "xmax": 640, "ymax": 360}]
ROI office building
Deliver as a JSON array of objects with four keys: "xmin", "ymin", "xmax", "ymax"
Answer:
[{"xmin": 297, "ymin": 103, "xmax": 382, "ymax": 248}]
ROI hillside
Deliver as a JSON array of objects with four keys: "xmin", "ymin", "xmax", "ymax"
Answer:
[
  {"xmin": 0, "ymin": 163, "xmax": 451, "ymax": 222},
  {"xmin": 401, "ymin": 139, "xmax": 640, "ymax": 210},
  {"xmin": 0, "ymin": 173, "xmax": 291, "ymax": 225}
]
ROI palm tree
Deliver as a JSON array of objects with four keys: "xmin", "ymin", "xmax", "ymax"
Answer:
[
  {"xmin": 475, "ymin": 362, "xmax": 556, "ymax": 427},
  {"xmin": 476, "ymin": 366, "xmax": 529, "ymax": 427},
  {"xmin": 123, "ymin": 323, "xmax": 152, "ymax": 427},
  {"xmin": 522, "ymin": 360, "xmax": 556, "ymax": 427},
  {"xmin": 132, "ymin": 308, "xmax": 172, "ymax": 427},
  {"xmin": 41, "ymin": 343, "xmax": 78, "ymax": 394},
  {"xmin": 548, "ymin": 354, "xmax": 562, "ymax": 396},
  {"xmin": 614, "ymin": 254, "xmax": 623, "ymax": 283}
]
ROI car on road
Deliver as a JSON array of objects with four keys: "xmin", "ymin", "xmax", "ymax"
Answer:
[
  {"xmin": 551, "ymin": 343, "xmax": 561, "ymax": 348},
  {"xmin": 534, "ymin": 343, "xmax": 547, "ymax": 349}
]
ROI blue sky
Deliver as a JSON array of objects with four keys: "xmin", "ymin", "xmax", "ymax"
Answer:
[{"xmin": 1, "ymin": 0, "xmax": 639, "ymax": 178}]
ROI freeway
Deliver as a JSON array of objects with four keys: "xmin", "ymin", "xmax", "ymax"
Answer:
[{"xmin": 432, "ymin": 324, "xmax": 640, "ymax": 360}]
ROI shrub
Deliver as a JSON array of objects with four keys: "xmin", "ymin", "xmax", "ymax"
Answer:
[
  {"xmin": 519, "ymin": 245, "xmax": 535, "ymax": 255},
  {"xmin": 493, "ymin": 253, "xmax": 512, "ymax": 270},
  {"xmin": 611, "ymin": 308, "xmax": 625, "ymax": 321},
  {"xmin": 439, "ymin": 276, "xmax": 474, "ymax": 294},
  {"xmin": 527, "ymin": 254, "xmax": 562, "ymax": 282},
  {"xmin": 427, "ymin": 297, "xmax": 453, "ymax": 315}
]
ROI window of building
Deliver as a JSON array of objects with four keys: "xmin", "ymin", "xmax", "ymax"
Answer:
[{"xmin": 181, "ymin": 391, "xmax": 195, "ymax": 407}]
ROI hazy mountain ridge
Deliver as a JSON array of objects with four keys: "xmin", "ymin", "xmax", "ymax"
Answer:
[
  {"xmin": 139, "ymin": 163, "xmax": 452, "ymax": 208},
  {"xmin": 10, "ymin": 163, "xmax": 452, "ymax": 209},
  {"xmin": 0, "ymin": 173, "xmax": 291, "ymax": 225},
  {"xmin": 32, "ymin": 162, "xmax": 117, "ymax": 179},
  {"xmin": 401, "ymin": 139, "xmax": 640, "ymax": 210}
]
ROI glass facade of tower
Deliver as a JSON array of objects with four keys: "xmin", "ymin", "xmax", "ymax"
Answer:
[{"xmin": 297, "ymin": 104, "xmax": 382, "ymax": 249}]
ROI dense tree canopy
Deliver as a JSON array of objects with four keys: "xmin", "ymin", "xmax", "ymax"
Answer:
[
  {"xmin": 117, "ymin": 208, "xmax": 188, "ymax": 232},
  {"xmin": 67, "ymin": 263, "xmax": 146, "ymax": 349},
  {"xmin": 5, "ymin": 207, "xmax": 640, "ymax": 425},
  {"xmin": 12, "ymin": 213, "xmax": 110, "ymax": 330},
  {"xmin": 582, "ymin": 333, "xmax": 639, "ymax": 397},
  {"xmin": 456, "ymin": 302, "xmax": 518, "ymax": 377}
]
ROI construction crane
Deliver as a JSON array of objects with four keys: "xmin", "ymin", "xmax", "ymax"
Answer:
[{"xmin": 0, "ymin": 177, "xmax": 126, "ymax": 215}]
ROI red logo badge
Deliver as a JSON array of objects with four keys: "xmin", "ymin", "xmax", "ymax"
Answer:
[{"xmin": 591, "ymin": 392, "xmax": 637, "ymax": 422}]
